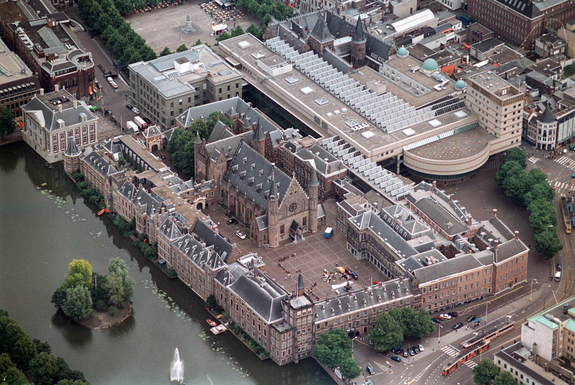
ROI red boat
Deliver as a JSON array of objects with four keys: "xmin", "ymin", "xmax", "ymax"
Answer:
[
  {"xmin": 97, "ymin": 209, "xmax": 109, "ymax": 216},
  {"xmin": 207, "ymin": 319, "xmax": 217, "ymax": 327}
]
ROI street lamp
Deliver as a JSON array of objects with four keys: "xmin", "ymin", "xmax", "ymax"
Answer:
[
  {"xmin": 438, "ymin": 324, "xmax": 443, "ymax": 344},
  {"xmin": 485, "ymin": 301, "xmax": 490, "ymax": 324},
  {"xmin": 530, "ymin": 279, "xmax": 538, "ymax": 301}
]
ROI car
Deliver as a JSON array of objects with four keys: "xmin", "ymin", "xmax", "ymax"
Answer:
[
  {"xmin": 132, "ymin": 107, "xmax": 140, "ymax": 114},
  {"xmin": 126, "ymin": 104, "xmax": 133, "ymax": 110},
  {"xmin": 557, "ymin": 263, "xmax": 562, "ymax": 271},
  {"xmin": 572, "ymin": 174, "xmax": 575, "ymax": 178},
  {"xmin": 403, "ymin": 350, "xmax": 408, "ymax": 357},
  {"xmin": 226, "ymin": 218, "xmax": 238, "ymax": 225},
  {"xmin": 235, "ymin": 230, "xmax": 246, "ymax": 240},
  {"xmin": 409, "ymin": 348, "xmax": 414, "ymax": 356},
  {"xmin": 69, "ymin": 20, "xmax": 76, "ymax": 27},
  {"xmin": 466, "ymin": 315, "xmax": 477, "ymax": 323},
  {"xmin": 379, "ymin": 351, "xmax": 390, "ymax": 357},
  {"xmin": 414, "ymin": 346, "xmax": 420, "ymax": 354},
  {"xmin": 448, "ymin": 312, "xmax": 459, "ymax": 318},
  {"xmin": 434, "ymin": 315, "xmax": 443, "ymax": 321},
  {"xmin": 418, "ymin": 344, "xmax": 424, "ymax": 352},
  {"xmin": 390, "ymin": 356, "xmax": 402, "ymax": 363},
  {"xmin": 441, "ymin": 313, "xmax": 452, "ymax": 320},
  {"xmin": 349, "ymin": 271, "xmax": 358, "ymax": 280},
  {"xmin": 395, "ymin": 349, "xmax": 403, "ymax": 355},
  {"xmin": 431, "ymin": 318, "xmax": 441, "ymax": 324},
  {"xmin": 143, "ymin": 117, "xmax": 152, "ymax": 125},
  {"xmin": 366, "ymin": 365, "xmax": 375, "ymax": 375},
  {"xmin": 453, "ymin": 322, "xmax": 464, "ymax": 330},
  {"xmin": 391, "ymin": 346, "xmax": 402, "ymax": 354}
]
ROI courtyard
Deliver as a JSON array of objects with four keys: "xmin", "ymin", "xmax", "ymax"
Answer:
[{"xmin": 203, "ymin": 200, "xmax": 388, "ymax": 301}]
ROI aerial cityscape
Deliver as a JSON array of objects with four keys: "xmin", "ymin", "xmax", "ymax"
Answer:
[{"xmin": 4, "ymin": 0, "xmax": 575, "ymax": 383}]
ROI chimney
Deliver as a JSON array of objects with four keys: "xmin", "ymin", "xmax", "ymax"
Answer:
[
  {"xmin": 432, "ymin": 181, "xmax": 437, "ymax": 189},
  {"xmin": 39, "ymin": 88, "xmax": 44, "ymax": 96},
  {"xmin": 467, "ymin": 215, "xmax": 472, "ymax": 226},
  {"xmin": 450, "ymin": 194, "xmax": 454, "ymax": 201},
  {"xmin": 493, "ymin": 239, "xmax": 498, "ymax": 249},
  {"xmin": 55, "ymin": 84, "xmax": 60, "ymax": 91},
  {"xmin": 58, "ymin": 104, "xmax": 63, "ymax": 113},
  {"xmin": 515, "ymin": 230, "xmax": 519, "ymax": 240},
  {"xmin": 73, "ymin": 100, "xmax": 78, "ymax": 109},
  {"xmin": 493, "ymin": 208, "xmax": 497, "ymax": 217}
]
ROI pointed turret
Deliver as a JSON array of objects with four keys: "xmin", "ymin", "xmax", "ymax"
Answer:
[
  {"xmin": 252, "ymin": 117, "xmax": 265, "ymax": 157},
  {"xmin": 194, "ymin": 131, "xmax": 202, "ymax": 144},
  {"xmin": 352, "ymin": 16, "xmax": 366, "ymax": 43},
  {"xmin": 350, "ymin": 16, "xmax": 367, "ymax": 68},
  {"xmin": 296, "ymin": 273, "xmax": 305, "ymax": 296},
  {"xmin": 63, "ymin": 136, "xmax": 81, "ymax": 174},
  {"xmin": 540, "ymin": 102, "xmax": 555, "ymax": 123},
  {"xmin": 65, "ymin": 136, "xmax": 81, "ymax": 157},
  {"xmin": 309, "ymin": 168, "xmax": 319, "ymax": 187}
]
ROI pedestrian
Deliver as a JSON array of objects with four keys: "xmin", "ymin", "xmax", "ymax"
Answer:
[
  {"xmin": 465, "ymin": 326, "xmax": 468, "ymax": 330},
  {"xmin": 285, "ymin": 276, "xmax": 287, "ymax": 281}
]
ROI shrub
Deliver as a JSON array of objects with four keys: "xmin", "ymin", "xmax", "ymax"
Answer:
[
  {"xmin": 94, "ymin": 300, "xmax": 108, "ymax": 312},
  {"xmin": 71, "ymin": 172, "xmax": 83, "ymax": 182},
  {"xmin": 109, "ymin": 306, "xmax": 118, "ymax": 316},
  {"xmin": 76, "ymin": 181, "xmax": 88, "ymax": 190},
  {"xmin": 166, "ymin": 268, "xmax": 177, "ymax": 279}
]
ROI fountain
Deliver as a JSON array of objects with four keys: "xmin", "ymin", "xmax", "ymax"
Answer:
[{"xmin": 170, "ymin": 347, "xmax": 184, "ymax": 383}]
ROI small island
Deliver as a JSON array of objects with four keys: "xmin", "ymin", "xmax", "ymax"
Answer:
[{"xmin": 51, "ymin": 258, "xmax": 135, "ymax": 329}]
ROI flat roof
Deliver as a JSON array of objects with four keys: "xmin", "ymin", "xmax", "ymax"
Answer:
[
  {"xmin": 407, "ymin": 125, "xmax": 494, "ymax": 160},
  {"xmin": 0, "ymin": 37, "xmax": 35, "ymax": 86}
]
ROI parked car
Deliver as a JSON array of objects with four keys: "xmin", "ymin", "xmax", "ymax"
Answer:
[
  {"xmin": 132, "ymin": 107, "xmax": 140, "ymax": 114},
  {"xmin": 126, "ymin": 104, "xmax": 133, "ymax": 110},
  {"xmin": 390, "ymin": 356, "xmax": 402, "ymax": 363},
  {"xmin": 69, "ymin": 20, "xmax": 76, "ymax": 27},
  {"xmin": 379, "ymin": 351, "xmax": 390, "ymax": 357},
  {"xmin": 226, "ymin": 218, "xmax": 238, "ymax": 225},
  {"xmin": 431, "ymin": 318, "xmax": 441, "ymax": 324},
  {"xmin": 414, "ymin": 346, "xmax": 420, "ymax": 354},
  {"xmin": 409, "ymin": 348, "xmax": 414, "ymax": 356},
  {"xmin": 448, "ymin": 312, "xmax": 459, "ymax": 318},
  {"xmin": 235, "ymin": 230, "xmax": 246, "ymax": 240},
  {"xmin": 453, "ymin": 322, "xmax": 464, "ymax": 330},
  {"xmin": 434, "ymin": 315, "xmax": 443, "ymax": 321},
  {"xmin": 441, "ymin": 313, "xmax": 452, "ymax": 320},
  {"xmin": 391, "ymin": 346, "xmax": 402, "ymax": 354},
  {"xmin": 557, "ymin": 263, "xmax": 562, "ymax": 271},
  {"xmin": 402, "ymin": 350, "xmax": 408, "ymax": 357},
  {"xmin": 395, "ymin": 349, "xmax": 403, "ymax": 355},
  {"xmin": 143, "ymin": 117, "xmax": 152, "ymax": 125},
  {"xmin": 418, "ymin": 344, "xmax": 424, "ymax": 352},
  {"xmin": 349, "ymin": 271, "xmax": 358, "ymax": 280},
  {"xmin": 366, "ymin": 365, "xmax": 375, "ymax": 375},
  {"xmin": 466, "ymin": 315, "xmax": 477, "ymax": 323}
]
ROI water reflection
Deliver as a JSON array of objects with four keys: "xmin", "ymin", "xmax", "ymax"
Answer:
[
  {"xmin": 51, "ymin": 310, "xmax": 93, "ymax": 349},
  {"xmin": 107, "ymin": 315, "xmax": 136, "ymax": 337}
]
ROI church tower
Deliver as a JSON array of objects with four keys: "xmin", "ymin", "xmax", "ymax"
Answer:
[
  {"xmin": 351, "ymin": 17, "xmax": 367, "ymax": 68},
  {"xmin": 268, "ymin": 169, "xmax": 280, "ymax": 247},
  {"xmin": 63, "ymin": 136, "xmax": 81, "ymax": 174},
  {"xmin": 308, "ymin": 168, "xmax": 318, "ymax": 233},
  {"xmin": 296, "ymin": 273, "xmax": 305, "ymax": 296},
  {"xmin": 194, "ymin": 131, "xmax": 205, "ymax": 182},
  {"xmin": 252, "ymin": 117, "xmax": 265, "ymax": 157}
]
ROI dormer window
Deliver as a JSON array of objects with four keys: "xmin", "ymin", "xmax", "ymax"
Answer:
[{"xmin": 232, "ymin": 164, "xmax": 238, "ymax": 172}]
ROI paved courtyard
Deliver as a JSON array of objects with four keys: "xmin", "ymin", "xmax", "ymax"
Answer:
[
  {"xmin": 126, "ymin": 0, "xmax": 259, "ymax": 54},
  {"xmin": 203, "ymin": 200, "xmax": 388, "ymax": 301}
]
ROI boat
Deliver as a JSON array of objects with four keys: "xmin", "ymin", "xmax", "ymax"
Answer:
[
  {"xmin": 97, "ymin": 209, "xmax": 109, "ymax": 216},
  {"xmin": 206, "ymin": 319, "xmax": 217, "ymax": 327},
  {"xmin": 210, "ymin": 324, "xmax": 228, "ymax": 335}
]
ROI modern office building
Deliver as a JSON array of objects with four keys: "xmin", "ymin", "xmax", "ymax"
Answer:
[{"xmin": 128, "ymin": 45, "xmax": 243, "ymax": 130}]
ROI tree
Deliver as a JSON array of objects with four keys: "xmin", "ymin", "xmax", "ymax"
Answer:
[
  {"xmin": 206, "ymin": 294, "xmax": 217, "ymax": 310},
  {"xmin": 413, "ymin": 308, "xmax": 435, "ymax": 338},
  {"xmin": 502, "ymin": 147, "xmax": 527, "ymax": 169},
  {"xmin": 493, "ymin": 371, "xmax": 516, "ymax": 385},
  {"xmin": 534, "ymin": 229, "xmax": 563, "ymax": 259},
  {"xmin": 369, "ymin": 312, "xmax": 403, "ymax": 352},
  {"xmin": 29, "ymin": 352, "xmax": 59, "ymax": 385},
  {"xmin": 0, "ymin": 352, "xmax": 15, "ymax": 374},
  {"xmin": 231, "ymin": 25, "xmax": 245, "ymax": 37},
  {"xmin": 105, "ymin": 257, "xmax": 135, "ymax": 307},
  {"xmin": 339, "ymin": 357, "xmax": 361, "ymax": 379},
  {"xmin": 51, "ymin": 285, "xmax": 69, "ymax": 308},
  {"xmin": 314, "ymin": 344, "xmax": 338, "ymax": 368},
  {"xmin": 176, "ymin": 44, "xmax": 188, "ymax": 52},
  {"xmin": 206, "ymin": 111, "xmax": 233, "ymax": 132},
  {"xmin": 10, "ymin": 336, "xmax": 37, "ymax": 370},
  {"xmin": 246, "ymin": 23, "xmax": 261, "ymax": 39},
  {"xmin": 33, "ymin": 339, "xmax": 52, "ymax": 355},
  {"xmin": 215, "ymin": 31, "xmax": 232, "ymax": 42},
  {"xmin": 314, "ymin": 329, "xmax": 352, "ymax": 369},
  {"xmin": 194, "ymin": 39, "xmax": 203, "ymax": 46},
  {"xmin": 0, "ymin": 366, "xmax": 29, "ymax": 385},
  {"xmin": 66, "ymin": 259, "xmax": 93, "ymax": 288},
  {"xmin": 0, "ymin": 107, "xmax": 16, "ymax": 137},
  {"xmin": 160, "ymin": 47, "xmax": 172, "ymax": 57},
  {"xmin": 0, "ymin": 316, "xmax": 27, "ymax": 354},
  {"xmin": 62, "ymin": 286, "xmax": 93, "ymax": 320},
  {"xmin": 473, "ymin": 358, "xmax": 499, "ymax": 385},
  {"xmin": 56, "ymin": 380, "xmax": 91, "ymax": 385}
]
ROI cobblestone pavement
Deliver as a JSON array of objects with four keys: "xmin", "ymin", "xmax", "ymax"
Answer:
[{"xmin": 203, "ymin": 200, "xmax": 387, "ymax": 301}]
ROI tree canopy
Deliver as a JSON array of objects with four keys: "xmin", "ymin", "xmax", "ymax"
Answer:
[
  {"xmin": 495, "ymin": 148, "xmax": 562, "ymax": 259},
  {"xmin": 369, "ymin": 312, "xmax": 403, "ymax": 352},
  {"xmin": 473, "ymin": 358, "xmax": 499, "ymax": 385},
  {"xmin": 62, "ymin": 286, "xmax": 93, "ymax": 320},
  {"xmin": 493, "ymin": 371, "xmax": 516, "ymax": 385},
  {"xmin": 314, "ymin": 329, "xmax": 360, "ymax": 378},
  {"xmin": 0, "ymin": 107, "xmax": 16, "ymax": 137},
  {"xmin": 105, "ymin": 257, "xmax": 135, "ymax": 308},
  {"xmin": 66, "ymin": 259, "xmax": 93, "ymax": 288},
  {"xmin": 369, "ymin": 307, "xmax": 434, "ymax": 350}
]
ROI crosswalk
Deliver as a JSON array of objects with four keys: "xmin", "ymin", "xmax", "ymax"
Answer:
[
  {"xmin": 440, "ymin": 345, "xmax": 460, "ymax": 357},
  {"xmin": 528, "ymin": 156, "xmax": 541, "ymax": 164},
  {"xmin": 556, "ymin": 156, "xmax": 575, "ymax": 170},
  {"xmin": 548, "ymin": 179, "xmax": 575, "ymax": 194},
  {"xmin": 465, "ymin": 360, "xmax": 478, "ymax": 369}
]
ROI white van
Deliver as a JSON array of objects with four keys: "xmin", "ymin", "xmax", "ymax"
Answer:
[{"xmin": 555, "ymin": 271, "xmax": 562, "ymax": 282}]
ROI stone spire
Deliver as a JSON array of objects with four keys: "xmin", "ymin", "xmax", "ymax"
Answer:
[
  {"xmin": 253, "ymin": 117, "xmax": 265, "ymax": 141},
  {"xmin": 540, "ymin": 102, "xmax": 555, "ymax": 123},
  {"xmin": 309, "ymin": 168, "xmax": 319, "ymax": 187},
  {"xmin": 353, "ymin": 16, "xmax": 366, "ymax": 43},
  {"xmin": 252, "ymin": 117, "xmax": 265, "ymax": 156},
  {"xmin": 297, "ymin": 273, "xmax": 305, "ymax": 296},
  {"xmin": 64, "ymin": 136, "xmax": 81, "ymax": 157},
  {"xmin": 194, "ymin": 131, "xmax": 202, "ymax": 144}
]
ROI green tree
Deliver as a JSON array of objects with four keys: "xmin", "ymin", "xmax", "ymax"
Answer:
[
  {"xmin": 51, "ymin": 284, "xmax": 69, "ymax": 308},
  {"xmin": 56, "ymin": 380, "xmax": 91, "ymax": 385},
  {"xmin": 493, "ymin": 371, "xmax": 516, "ymax": 385},
  {"xmin": 524, "ymin": 183, "xmax": 555, "ymax": 206},
  {"xmin": 473, "ymin": 358, "xmax": 499, "ymax": 385},
  {"xmin": 0, "ymin": 107, "xmax": 16, "ymax": 137},
  {"xmin": 66, "ymin": 259, "xmax": 93, "ymax": 288},
  {"xmin": 413, "ymin": 308, "xmax": 435, "ymax": 338},
  {"xmin": 534, "ymin": 229, "xmax": 563, "ymax": 259},
  {"xmin": 176, "ymin": 44, "xmax": 188, "ymax": 52},
  {"xmin": 0, "ymin": 366, "xmax": 29, "ymax": 385},
  {"xmin": 113, "ymin": 0, "xmax": 133, "ymax": 15},
  {"xmin": 207, "ymin": 111, "xmax": 233, "ymax": 132},
  {"xmin": 369, "ymin": 312, "xmax": 403, "ymax": 352},
  {"xmin": 105, "ymin": 257, "xmax": 135, "ymax": 307},
  {"xmin": 54, "ymin": 356, "xmax": 87, "ymax": 383},
  {"xmin": 246, "ymin": 23, "xmax": 261, "ymax": 39},
  {"xmin": 190, "ymin": 116, "xmax": 210, "ymax": 138},
  {"xmin": 0, "ymin": 352, "xmax": 15, "ymax": 374},
  {"xmin": 231, "ymin": 25, "xmax": 245, "ymax": 37},
  {"xmin": 495, "ymin": 160, "xmax": 523, "ymax": 187},
  {"xmin": 339, "ymin": 357, "xmax": 361, "ymax": 379},
  {"xmin": 314, "ymin": 344, "xmax": 338, "ymax": 368},
  {"xmin": 215, "ymin": 31, "xmax": 232, "ymax": 42},
  {"xmin": 206, "ymin": 294, "xmax": 217, "ymax": 310},
  {"xmin": 29, "ymin": 352, "xmax": 59, "ymax": 385},
  {"xmin": 194, "ymin": 39, "xmax": 203, "ymax": 46},
  {"xmin": 33, "ymin": 338, "xmax": 52, "ymax": 355},
  {"xmin": 160, "ymin": 47, "xmax": 172, "ymax": 56},
  {"xmin": 10, "ymin": 336, "xmax": 36, "ymax": 370},
  {"xmin": 62, "ymin": 286, "xmax": 93, "ymax": 320},
  {"xmin": 502, "ymin": 147, "xmax": 527, "ymax": 169},
  {"xmin": 0, "ymin": 316, "xmax": 26, "ymax": 354}
]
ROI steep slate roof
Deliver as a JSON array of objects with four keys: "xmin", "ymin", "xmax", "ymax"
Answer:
[
  {"xmin": 494, "ymin": 239, "xmax": 528, "ymax": 263},
  {"xmin": 311, "ymin": 14, "xmax": 333, "ymax": 43},
  {"xmin": 495, "ymin": 0, "xmax": 542, "ymax": 18},
  {"xmin": 158, "ymin": 218, "xmax": 184, "ymax": 241},
  {"xmin": 223, "ymin": 142, "xmax": 291, "ymax": 211},
  {"xmin": 207, "ymin": 120, "xmax": 234, "ymax": 143},
  {"xmin": 133, "ymin": 188, "xmax": 161, "ymax": 216},
  {"xmin": 117, "ymin": 180, "xmax": 136, "ymax": 201},
  {"xmin": 205, "ymin": 130, "xmax": 253, "ymax": 162},
  {"xmin": 413, "ymin": 254, "xmax": 483, "ymax": 284},
  {"xmin": 82, "ymin": 151, "xmax": 117, "ymax": 177},
  {"xmin": 22, "ymin": 96, "xmax": 96, "ymax": 131},
  {"xmin": 253, "ymin": 118, "xmax": 265, "ymax": 142},
  {"xmin": 143, "ymin": 125, "xmax": 162, "ymax": 138},
  {"xmin": 380, "ymin": 205, "xmax": 431, "ymax": 238},
  {"xmin": 413, "ymin": 197, "xmax": 467, "ymax": 236},
  {"xmin": 314, "ymin": 279, "xmax": 413, "ymax": 322},
  {"xmin": 191, "ymin": 219, "xmax": 233, "ymax": 262},
  {"xmin": 215, "ymin": 261, "xmax": 250, "ymax": 286},
  {"xmin": 227, "ymin": 273, "xmax": 289, "ymax": 322},
  {"xmin": 172, "ymin": 233, "xmax": 225, "ymax": 271}
]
